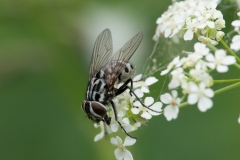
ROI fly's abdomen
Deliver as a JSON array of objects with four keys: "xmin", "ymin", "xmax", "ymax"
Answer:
[{"xmin": 87, "ymin": 74, "xmax": 107, "ymax": 103}]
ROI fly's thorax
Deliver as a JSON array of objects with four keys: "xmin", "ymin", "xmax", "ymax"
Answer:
[
  {"xmin": 102, "ymin": 60, "xmax": 135, "ymax": 84},
  {"xmin": 118, "ymin": 62, "xmax": 134, "ymax": 83}
]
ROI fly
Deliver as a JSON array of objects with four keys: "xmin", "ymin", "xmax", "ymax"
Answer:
[{"xmin": 82, "ymin": 29, "xmax": 159, "ymax": 139}]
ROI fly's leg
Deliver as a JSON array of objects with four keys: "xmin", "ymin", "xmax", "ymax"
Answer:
[
  {"xmin": 116, "ymin": 78, "xmax": 162, "ymax": 114},
  {"xmin": 115, "ymin": 78, "xmax": 133, "ymax": 96},
  {"xmin": 103, "ymin": 114, "xmax": 111, "ymax": 125},
  {"xmin": 110, "ymin": 100, "xmax": 137, "ymax": 139}
]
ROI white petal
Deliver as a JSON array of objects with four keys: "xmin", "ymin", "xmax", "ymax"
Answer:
[
  {"xmin": 145, "ymin": 77, "xmax": 158, "ymax": 86},
  {"xmin": 164, "ymin": 105, "xmax": 179, "ymax": 121},
  {"xmin": 215, "ymin": 49, "xmax": 226, "ymax": 59},
  {"xmin": 124, "ymin": 136, "xmax": 137, "ymax": 146},
  {"xmin": 188, "ymin": 94, "xmax": 198, "ymax": 104},
  {"xmin": 184, "ymin": 29, "xmax": 194, "ymax": 40},
  {"xmin": 232, "ymin": 20, "xmax": 240, "ymax": 27},
  {"xmin": 198, "ymin": 96, "xmax": 213, "ymax": 112},
  {"xmin": 141, "ymin": 86, "xmax": 149, "ymax": 93},
  {"xmin": 216, "ymin": 64, "xmax": 228, "ymax": 73},
  {"xmin": 94, "ymin": 131, "xmax": 104, "ymax": 142},
  {"xmin": 141, "ymin": 111, "xmax": 152, "ymax": 119},
  {"xmin": 221, "ymin": 56, "xmax": 236, "ymax": 65},
  {"xmin": 134, "ymin": 89, "xmax": 144, "ymax": 98},
  {"xmin": 189, "ymin": 82, "xmax": 198, "ymax": 92},
  {"xmin": 206, "ymin": 54, "xmax": 215, "ymax": 62},
  {"xmin": 123, "ymin": 149, "xmax": 133, "ymax": 160},
  {"xmin": 204, "ymin": 88, "xmax": 214, "ymax": 98},
  {"xmin": 133, "ymin": 101, "xmax": 141, "ymax": 107},
  {"xmin": 111, "ymin": 137, "xmax": 118, "ymax": 145},
  {"xmin": 149, "ymin": 102, "xmax": 162, "ymax": 115},
  {"xmin": 144, "ymin": 97, "xmax": 154, "ymax": 106},
  {"xmin": 207, "ymin": 21, "xmax": 215, "ymax": 28},
  {"xmin": 131, "ymin": 108, "xmax": 140, "ymax": 114},
  {"xmin": 232, "ymin": 35, "xmax": 240, "ymax": 42},
  {"xmin": 160, "ymin": 93, "xmax": 172, "ymax": 104},
  {"xmin": 164, "ymin": 28, "xmax": 172, "ymax": 37},
  {"xmin": 133, "ymin": 74, "xmax": 142, "ymax": 81},
  {"xmin": 114, "ymin": 148, "xmax": 124, "ymax": 160},
  {"xmin": 207, "ymin": 62, "xmax": 215, "ymax": 69},
  {"xmin": 122, "ymin": 124, "xmax": 133, "ymax": 133},
  {"xmin": 230, "ymin": 42, "xmax": 240, "ymax": 51},
  {"xmin": 111, "ymin": 123, "xmax": 119, "ymax": 132},
  {"xmin": 116, "ymin": 136, "xmax": 122, "ymax": 144},
  {"xmin": 122, "ymin": 117, "xmax": 130, "ymax": 124},
  {"xmin": 238, "ymin": 115, "xmax": 240, "ymax": 124},
  {"xmin": 161, "ymin": 68, "xmax": 170, "ymax": 75},
  {"xmin": 168, "ymin": 79, "xmax": 180, "ymax": 89},
  {"xmin": 171, "ymin": 90, "xmax": 178, "ymax": 98}
]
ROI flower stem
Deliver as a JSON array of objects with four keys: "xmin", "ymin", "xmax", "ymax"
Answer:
[
  {"xmin": 220, "ymin": 40, "xmax": 240, "ymax": 63},
  {"xmin": 213, "ymin": 79, "xmax": 240, "ymax": 84},
  {"xmin": 207, "ymin": 43, "xmax": 218, "ymax": 51},
  {"xmin": 178, "ymin": 101, "xmax": 189, "ymax": 109},
  {"xmin": 214, "ymin": 82, "xmax": 240, "ymax": 95},
  {"xmin": 234, "ymin": 63, "xmax": 240, "ymax": 70}
]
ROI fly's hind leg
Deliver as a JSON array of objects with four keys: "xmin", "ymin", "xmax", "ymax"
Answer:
[{"xmin": 110, "ymin": 100, "xmax": 137, "ymax": 139}]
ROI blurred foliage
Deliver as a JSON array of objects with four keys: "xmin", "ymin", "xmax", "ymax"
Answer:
[{"xmin": 0, "ymin": 0, "xmax": 240, "ymax": 160}]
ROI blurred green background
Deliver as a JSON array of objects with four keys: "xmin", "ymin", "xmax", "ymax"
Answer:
[{"xmin": 0, "ymin": 0, "xmax": 240, "ymax": 160}]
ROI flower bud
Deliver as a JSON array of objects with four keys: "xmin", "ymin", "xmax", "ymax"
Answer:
[{"xmin": 216, "ymin": 31, "xmax": 225, "ymax": 41}]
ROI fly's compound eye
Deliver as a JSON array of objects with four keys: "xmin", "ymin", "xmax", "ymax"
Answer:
[{"xmin": 91, "ymin": 101, "xmax": 107, "ymax": 117}]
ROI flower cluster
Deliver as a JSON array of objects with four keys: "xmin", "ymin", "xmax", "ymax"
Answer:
[
  {"xmin": 160, "ymin": 42, "xmax": 236, "ymax": 121},
  {"xmin": 231, "ymin": 12, "xmax": 240, "ymax": 51},
  {"xmin": 93, "ymin": 74, "xmax": 162, "ymax": 159},
  {"xmin": 153, "ymin": 0, "xmax": 225, "ymax": 45}
]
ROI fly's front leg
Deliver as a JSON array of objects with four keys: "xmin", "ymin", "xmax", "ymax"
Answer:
[
  {"xmin": 115, "ymin": 78, "xmax": 133, "ymax": 96},
  {"xmin": 116, "ymin": 79, "xmax": 162, "ymax": 114}
]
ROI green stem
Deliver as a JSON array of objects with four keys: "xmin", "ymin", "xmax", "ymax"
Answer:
[
  {"xmin": 220, "ymin": 40, "xmax": 240, "ymax": 63},
  {"xmin": 234, "ymin": 63, "xmax": 240, "ymax": 70},
  {"xmin": 178, "ymin": 101, "xmax": 189, "ymax": 109},
  {"xmin": 214, "ymin": 82, "xmax": 240, "ymax": 95},
  {"xmin": 207, "ymin": 43, "xmax": 218, "ymax": 51},
  {"xmin": 213, "ymin": 79, "xmax": 240, "ymax": 84}
]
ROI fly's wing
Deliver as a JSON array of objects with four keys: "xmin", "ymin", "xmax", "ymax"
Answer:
[
  {"xmin": 89, "ymin": 29, "xmax": 113, "ymax": 80},
  {"xmin": 108, "ymin": 31, "xmax": 144, "ymax": 85}
]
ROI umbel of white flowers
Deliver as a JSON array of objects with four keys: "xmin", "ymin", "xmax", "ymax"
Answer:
[
  {"xmin": 160, "ymin": 42, "xmax": 236, "ymax": 121},
  {"xmin": 153, "ymin": 0, "xmax": 225, "ymax": 45}
]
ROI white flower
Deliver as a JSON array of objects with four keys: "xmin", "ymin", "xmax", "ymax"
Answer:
[
  {"xmin": 168, "ymin": 68, "xmax": 185, "ymax": 89},
  {"xmin": 111, "ymin": 136, "xmax": 136, "ymax": 160},
  {"xmin": 187, "ymin": 82, "xmax": 214, "ymax": 112},
  {"xmin": 132, "ymin": 97, "xmax": 162, "ymax": 119},
  {"xmin": 160, "ymin": 56, "xmax": 180, "ymax": 75},
  {"xmin": 94, "ymin": 121, "xmax": 111, "ymax": 142},
  {"xmin": 193, "ymin": 42, "xmax": 210, "ymax": 57},
  {"xmin": 189, "ymin": 67, "xmax": 213, "ymax": 87},
  {"xmin": 230, "ymin": 35, "xmax": 240, "ymax": 51},
  {"xmin": 160, "ymin": 90, "xmax": 181, "ymax": 121},
  {"xmin": 110, "ymin": 116, "xmax": 134, "ymax": 133},
  {"xmin": 133, "ymin": 74, "xmax": 158, "ymax": 95},
  {"xmin": 206, "ymin": 49, "xmax": 236, "ymax": 73},
  {"xmin": 154, "ymin": 0, "xmax": 225, "ymax": 43}
]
